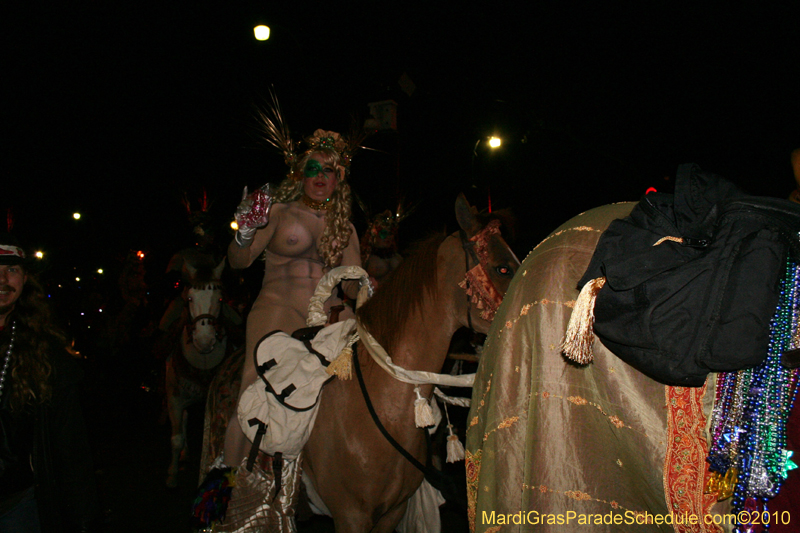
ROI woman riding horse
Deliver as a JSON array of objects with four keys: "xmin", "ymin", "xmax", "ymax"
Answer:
[{"xmin": 219, "ymin": 109, "xmax": 364, "ymax": 528}]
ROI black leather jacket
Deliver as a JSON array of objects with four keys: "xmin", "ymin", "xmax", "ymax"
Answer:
[{"xmin": 0, "ymin": 320, "xmax": 101, "ymax": 532}]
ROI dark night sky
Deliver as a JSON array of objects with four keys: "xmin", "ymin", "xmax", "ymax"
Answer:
[{"xmin": 4, "ymin": 1, "xmax": 800, "ymax": 277}]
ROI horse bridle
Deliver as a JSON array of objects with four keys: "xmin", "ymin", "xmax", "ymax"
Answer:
[
  {"xmin": 185, "ymin": 286, "xmax": 226, "ymax": 341},
  {"xmin": 188, "ymin": 313, "xmax": 223, "ymax": 337},
  {"xmin": 458, "ymin": 220, "xmax": 504, "ymax": 331},
  {"xmin": 459, "ymin": 230, "xmax": 479, "ymax": 332}
]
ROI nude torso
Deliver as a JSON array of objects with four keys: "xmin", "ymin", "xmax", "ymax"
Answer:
[
  {"xmin": 254, "ymin": 203, "xmax": 329, "ymax": 331},
  {"xmin": 224, "ymin": 200, "xmax": 358, "ymax": 465}
]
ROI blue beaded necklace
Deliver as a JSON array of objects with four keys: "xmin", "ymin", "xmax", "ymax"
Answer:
[{"xmin": 706, "ymin": 258, "xmax": 800, "ymax": 532}]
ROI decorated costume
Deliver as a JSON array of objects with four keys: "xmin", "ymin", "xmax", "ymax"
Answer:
[{"xmin": 207, "ymin": 97, "xmax": 366, "ymax": 532}]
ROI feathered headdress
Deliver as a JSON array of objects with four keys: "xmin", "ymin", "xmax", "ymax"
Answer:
[{"xmin": 256, "ymin": 88, "xmax": 368, "ymax": 180}]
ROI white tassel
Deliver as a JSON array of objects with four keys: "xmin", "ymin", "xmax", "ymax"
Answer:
[
  {"xmin": 446, "ymin": 424, "xmax": 465, "ymax": 463},
  {"xmin": 414, "ymin": 386, "xmax": 435, "ymax": 428},
  {"xmin": 561, "ymin": 277, "xmax": 605, "ymax": 364}
]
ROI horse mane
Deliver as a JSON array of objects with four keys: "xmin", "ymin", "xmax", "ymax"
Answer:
[
  {"xmin": 356, "ymin": 232, "xmax": 446, "ymax": 354},
  {"xmin": 185, "ymin": 257, "xmax": 223, "ymax": 290}
]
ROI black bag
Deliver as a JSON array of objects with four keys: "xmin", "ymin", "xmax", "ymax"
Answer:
[{"xmin": 578, "ymin": 164, "xmax": 800, "ymax": 386}]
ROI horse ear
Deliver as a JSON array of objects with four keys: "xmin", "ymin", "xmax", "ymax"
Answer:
[
  {"xmin": 184, "ymin": 261, "xmax": 198, "ymax": 279},
  {"xmin": 213, "ymin": 257, "xmax": 226, "ymax": 280},
  {"xmin": 455, "ymin": 193, "xmax": 481, "ymax": 236}
]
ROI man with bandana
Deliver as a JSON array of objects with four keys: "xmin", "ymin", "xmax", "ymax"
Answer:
[{"xmin": 0, "ymin": 233, "xmax": 101, "ymax": 532}]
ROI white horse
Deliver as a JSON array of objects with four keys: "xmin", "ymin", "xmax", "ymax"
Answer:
[{"xmin": 166, "ymin": 258, "xmax": 229, "ymax": 488}]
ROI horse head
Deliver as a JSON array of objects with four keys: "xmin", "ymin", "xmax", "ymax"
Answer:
[
  {"xmin": 454, "ymin": 193, "xmax": 520, "ymax": 333},
  {"xmin": 184, "ymin": 257, "xmax": 226, "ymax": 354}
]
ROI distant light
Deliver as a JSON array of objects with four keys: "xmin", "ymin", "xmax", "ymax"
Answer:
[
  {"xmin": 97, "ymin": 268, "xmax": 104, "ymax": 274},
  {"xmin": 80, "ymin": 312, "xmax": 84, "ymax": 316},
  {"xmin": 488, "ymin": 136, "xmax": 502, "ymax": 149},
  {"xmin": 645, "ymin": 187, "xmax": 658, "ymax": 195},
  {"xmin": 73, "ymin": 212, "xmax": 81, "ymax": 220},
  {"xmin": 231, "ymin": 221, "xmax": 239, "ymax": 231},
  {"xmin": 254, "ymin": 25, "xmax": 270, "ymax": 41},
  {"xmin": 136, "ymin": 251, "xmax": 145, "ymax": 260},
  {"xmin": 99, "ymin": 309, "xmax": 103, "ymax": 313},
  {"xmin": 35, "ymin": 251, "xmax": 44, "ymax": 259},
  {"xmin": 75, "ymin": 277, "xmax": 80, "ymax": 282}
]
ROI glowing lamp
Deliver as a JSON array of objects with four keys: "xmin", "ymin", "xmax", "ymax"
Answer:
[
  {"xmin": 231, "ymin": 221, "xmax": 239, "ymax": 231},
  {"xmin": 35, "ymin": 251, "xmax": 44, "ymax": 259},
  {"xmin": 254, "ymin": 25, "xmax": 270, "ymax": 41},
  {"xmin": 488, "ymin": 136, "xmax": 501, "ymax": 149},
  {"xmin": 73, "ymin": 212, "xmax": 81, "ymax": 220}
]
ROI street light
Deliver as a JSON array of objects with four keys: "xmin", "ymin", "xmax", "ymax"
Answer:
[
  {"xmin": 488, "ymin": 136, "xmax": 502, "ymax": 149},
  {"xmin": 254, "ymin": 25, "xmax": 270, "ymax": 41}
]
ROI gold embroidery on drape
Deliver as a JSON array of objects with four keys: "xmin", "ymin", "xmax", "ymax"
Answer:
[
  {"xmin": 466, "ymin": 449, "xmax": 482, "ymax": 531},
  {"xmin": 469, "ymin": 376, "xmax": 493, "ymax": 424},
  {"xmin": 483, "ymin": 415, "xmax": 523, "ymax": 442},
  {"xmin": 538, "ymin": 391, "xmax": 647, "ymax": 436},
  {"xmin": 522, "ymin": 483, "xmax": 638, "ymax": 514},
  {"xmin": 663, "ymin": 385, "xmax": 720, "ymax": 533},
  {"xmin": 496, "ymin": 299, "xmax": 576, "ymax": 335},
  {"xmin": 530, "ymin": 226, "xmax": 603, "ymax": 253}
]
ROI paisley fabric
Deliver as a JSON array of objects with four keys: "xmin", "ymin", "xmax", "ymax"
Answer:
[{"xmin": 466, "ymin": 203, "xmax": 732, "ymax": 532}]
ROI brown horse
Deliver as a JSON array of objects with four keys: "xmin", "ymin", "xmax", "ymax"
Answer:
[
  {"xmin": 301, "ymin": 194, "xmax": 519, "ymax": 532},
  {"xmin": 199, "ymin": 195, "xmax": 519, "ymax": 530}
]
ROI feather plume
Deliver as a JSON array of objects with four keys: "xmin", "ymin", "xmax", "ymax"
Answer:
[{"xmin": 256, "ymin": 87, "xmax": 295, "ymax": 165}]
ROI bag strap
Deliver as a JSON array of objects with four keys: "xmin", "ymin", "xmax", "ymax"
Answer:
[{"xmin": 252, "ymin": 330, "xmax": 331, "ymax": 413}]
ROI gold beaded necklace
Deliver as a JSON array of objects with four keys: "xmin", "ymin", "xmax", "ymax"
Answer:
[{"xmin": 302, "ymin": 195, "xmax": 330, "ymax": 212}]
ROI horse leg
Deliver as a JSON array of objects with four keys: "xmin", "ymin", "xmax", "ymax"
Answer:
[
  {"xmin": 166, "ymin": 401, "xmax": 185, "ymax": 487},
  {"xmin": 165, "ymin": 362, "xmax": 185, "ymax": 488},
  {"xmin": 330, "ymin": 500, "xmax": 407, "ymax": 533},
  {"xmin": 372, "ymin": 501, "xmax": 408, "ymax": 533},
  {"xmin": 180, "ymin": 409, "xmax": 189, "ymax": 462}
]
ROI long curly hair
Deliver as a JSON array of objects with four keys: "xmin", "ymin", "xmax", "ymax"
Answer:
[
  {"xmin": 4, "ymin": 271, "xmax": 64, "ymax": 412},
  {"xmin": 271, "ymin": 148, "xmax": 353, "ymax": 268}
]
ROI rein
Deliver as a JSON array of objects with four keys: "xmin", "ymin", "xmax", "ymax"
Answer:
[
  {"xmin": 459, "ymin": 229, "xmax": 478, "ymax": 332},
  {"xmin": 352, "ymin": 340, "xmax": 467, "ymax": 509}
]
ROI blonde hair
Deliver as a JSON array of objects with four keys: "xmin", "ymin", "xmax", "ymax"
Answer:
[{"xmin": 270, "ymin": 148, "xmax": 354, "ymax": 268}]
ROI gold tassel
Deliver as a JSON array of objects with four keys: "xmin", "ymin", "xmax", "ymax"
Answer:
[
  {"xmin": 446, "ymin": 425, "xmax": 465, "ymax": 463},
  {"xmin": 561, "ymin": 277, "xmax": 606, "ymax": 364},
  {"xmin": 326, "ymin": 346, "xmax": 352, "ymax": 380},
  {"xmin": 414, "ymin": 387, "xmax": 435, "ymax": 428}
]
